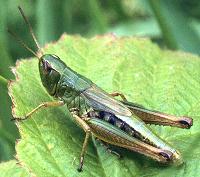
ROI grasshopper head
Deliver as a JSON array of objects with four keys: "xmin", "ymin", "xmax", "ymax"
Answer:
[{"xmin": 39, "ymin": 54, "xmax": 66, "ymax": 96}]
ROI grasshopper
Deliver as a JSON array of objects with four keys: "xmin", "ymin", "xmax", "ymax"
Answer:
[{"xmin": 9, "ymin": 6, "xmax": 193, "ymax": 172}]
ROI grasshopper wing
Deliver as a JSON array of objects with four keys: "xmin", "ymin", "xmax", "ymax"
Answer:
[{"xmin": 82, "ymin": 85, "xmax": 132, "ymax": 117}]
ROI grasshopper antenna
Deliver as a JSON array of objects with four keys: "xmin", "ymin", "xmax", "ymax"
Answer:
[
  {"xmin": 17, "ymin": 6, "xmax": 44, "ymax": 56},
  {"xmin": 8, "ymin": 6, "xmax": 43, "ymax": 59},
  {"xmin": 18, "ymin": 6, "xmax": 43, "ymax": 55},
  {"xmin": 8, "ymin": 29, "xmax": 39, "ymax": 59}
]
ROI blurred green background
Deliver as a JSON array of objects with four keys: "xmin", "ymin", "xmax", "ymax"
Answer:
[{"xmin": 0, "ymin": 0, "xmax": 200, "ymax": 163}]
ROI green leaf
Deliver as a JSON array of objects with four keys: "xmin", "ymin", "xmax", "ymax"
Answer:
[
  {"xmin": 0, "ymin": 160, "xmax": 30, "ymax": 177},
  {"xmin": 9, "ymin": 34, "xmax": 200, "ymax": 176},
  {"xmin": 0, "ymin": 82, "xmax": 18, "ymax": 162}
]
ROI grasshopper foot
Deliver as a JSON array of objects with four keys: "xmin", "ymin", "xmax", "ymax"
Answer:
[
  {"xmin": 77, "ymin": 156, "xmax": 84, "ymax": 172},
  {"xmin": 106, "ymin": 147, "xmax": 122, "ymax": 159},
  {"xmin": 11, "ymin": 116, "xmax": 28, "ymax": 121}
]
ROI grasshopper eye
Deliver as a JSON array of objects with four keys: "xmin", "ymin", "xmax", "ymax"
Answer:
[{"xmin": 42, "ymin": 60, "xmax": 52, "ymax": 74}]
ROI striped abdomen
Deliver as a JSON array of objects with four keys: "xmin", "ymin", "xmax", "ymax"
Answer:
[{"xmin": 87, "ymin": 111, "xmax": 155, "ymax": 146}]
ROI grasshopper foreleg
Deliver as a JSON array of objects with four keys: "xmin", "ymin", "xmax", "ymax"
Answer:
[
  {"xmin": 71, "ymin": 114, "xmax": 91, "ymax": 172},
  {"xmin": 11, "ymin": 100, "xmax": 64, "ymax": 121}
]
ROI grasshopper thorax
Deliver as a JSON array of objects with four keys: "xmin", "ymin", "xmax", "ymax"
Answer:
[{"xmin": 39, "ymin": 54, "xmax": 66, "ymax": 96}]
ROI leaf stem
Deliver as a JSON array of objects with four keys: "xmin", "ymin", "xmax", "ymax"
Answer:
[
  {"xmin": 149, "ymin": 0, "xmax": 200, "ymax": 54},
  {"xmin": 148, "ymin": 0, "xmax": 178, "ymax": 49}
]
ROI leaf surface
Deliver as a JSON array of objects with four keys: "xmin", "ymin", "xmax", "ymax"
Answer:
[
  {"xmin": 9, "ymin": 34, "xmax": 200, "ymax": 177},
  {"xmin": 0, "ymin": 160, "xmax": 29, "ymax": 177}
]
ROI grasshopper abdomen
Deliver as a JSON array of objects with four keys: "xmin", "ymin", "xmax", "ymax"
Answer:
[{"xmin": 88, "ymin": 110, "xmax": 155, "ymax": 146}]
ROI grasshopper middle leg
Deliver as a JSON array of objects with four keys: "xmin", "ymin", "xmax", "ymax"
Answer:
[
  {"xmin": 110, "ymin": 92, "xmax": 127, "ymax": 102},
  {"xmin": 71, "ymin": 114, "xmax": 91, "ymax": 172}
]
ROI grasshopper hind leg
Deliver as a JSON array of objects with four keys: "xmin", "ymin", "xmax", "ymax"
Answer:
[
  {"xmin": 123, "ymin": 101, "xmax": 193, "ymax": 129},
  {"xmin": 95, "ymin": 138, "xmax": 122, "ymax": 158},
  {"xmin": 110, "ymin": 91, "xmax": 193, "ymax": 129}
]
